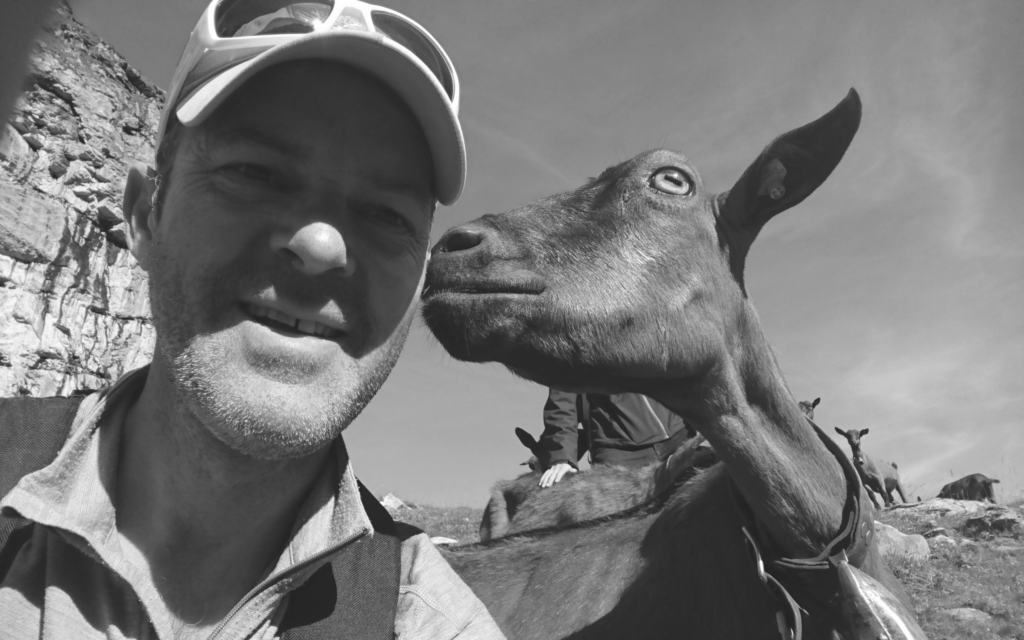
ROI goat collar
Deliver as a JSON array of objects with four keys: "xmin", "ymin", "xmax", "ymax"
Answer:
[{"xmin": 729, "ymin": 418, "xmax": 903, "ymax": 639}]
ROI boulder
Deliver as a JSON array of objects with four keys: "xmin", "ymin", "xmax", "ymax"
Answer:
[
  {"xmin": 874, "ymin": 522, "xmax": 929, "ymax": 563},
  {"xmin": 381, "ymin": 493, "xmax": 408, "ymax": 512},
  {"xmin": 927, "ymin": 535, "xmax": 956, "ymax": 552},
  {"xmin": 962, "ymin": 505, "xmax": 1023, "ymax": 535}
]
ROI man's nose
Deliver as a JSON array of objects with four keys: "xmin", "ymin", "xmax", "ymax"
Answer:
[{"xmin": 270, "ymin": 222, "xmax": 355, "ymax": 277}]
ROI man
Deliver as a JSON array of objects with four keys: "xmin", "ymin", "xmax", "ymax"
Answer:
[
  {"xmin": 537, "ymin": 389, "xmax": 693, "ymax": 487},
  {"xmin": 0, "ymin": 1, "xmax": 503, "ymax": 638}
]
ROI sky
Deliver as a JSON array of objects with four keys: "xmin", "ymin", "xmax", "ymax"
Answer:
[{"xmin": 66, "ymin": 0, "xmax": 1024, "ymax": 506}]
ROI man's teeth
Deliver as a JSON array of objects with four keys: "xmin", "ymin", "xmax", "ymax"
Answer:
[{"xmin": 246, "ymin": 305, "xmax": 336, "ymax": 337}]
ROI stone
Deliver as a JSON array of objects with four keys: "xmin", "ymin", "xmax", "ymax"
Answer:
[
  {"xmin": 0, "ymin": 183, "xmax": 66, "ymax": 263},
  {"xmin": 958, "ymin": 539, "xmax": 980, "ymax": 551},
  {"xmin": 429, "ymin": 537, "xmax": 459, "ymax": 546},
  {"xmin": 105, "ymin": 228, "xmax": 128, "ymax": 249},
  {"xmin": 23, "ymin": 134, "xmax": 44, "ymax": 151},
  {"xmin": 95, "ymin": 201, "xmax": 122, "ymax": 227},
  {"xmin": 927, "ymin": 534, "xmax": 956, "ymax": 552},
  {"xmin": 48, "ymin": 157, "xmax": 68, "ymax": 179},
  {"xmin": 381, "ymin": 493, "xmax": 408, "ymax": 512},
  {"xmin": 937, "ymin": 607, "xmax": 992, "ymax": 625},
  {"xmin": 874, "ymin": 522, "xmax": 929, "ymax": 563}
]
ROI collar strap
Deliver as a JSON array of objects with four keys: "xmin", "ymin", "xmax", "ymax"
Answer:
[{"xmin": 729, "ymin": 417, "xmax": 876, "ymax": 639}]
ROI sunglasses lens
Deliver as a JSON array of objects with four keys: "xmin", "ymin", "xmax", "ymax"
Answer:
[
  {"xmin": 216, "ymin": 0, "xmax": 334, "ymax": 38},
  {"xmin": 371, "ymin": 11, "xmax": 454, "ymax": 101}
]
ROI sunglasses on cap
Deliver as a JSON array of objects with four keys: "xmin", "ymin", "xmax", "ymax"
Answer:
[{"xmin": 160, "ymin": 0, "xmax": 459, "ymax": 141}]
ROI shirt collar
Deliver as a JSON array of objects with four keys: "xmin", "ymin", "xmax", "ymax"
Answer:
[{"xmin": 1, "ymin": 364, "xmax": 372, "ymax": 581}]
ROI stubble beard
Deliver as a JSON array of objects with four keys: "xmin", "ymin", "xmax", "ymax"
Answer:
[{"xmin": 145, "ymin": 236, "xmax": 412, "ymax": 461}]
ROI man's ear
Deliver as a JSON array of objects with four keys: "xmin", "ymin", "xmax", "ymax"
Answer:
[
  {"xmin": 716, "ymin": 89, "xmax": 861, "ymax": 277},
  {"xmin": 123, "ymin": 164, "xmax": 158, "ymax": 271}
]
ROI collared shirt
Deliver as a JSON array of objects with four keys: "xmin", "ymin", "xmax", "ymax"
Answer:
[{"xmin": 0, "ymin": 367, "xmax": 504, "ymax": 640}]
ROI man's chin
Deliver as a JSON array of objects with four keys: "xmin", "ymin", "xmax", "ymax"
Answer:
[{"xmin": 167, "ymin": 331, "xmax": 403, "ymax": 461}]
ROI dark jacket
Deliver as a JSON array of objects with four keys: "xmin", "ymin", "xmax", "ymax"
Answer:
[{"xmin": 539, "ymin": 389, "xmax": 689, "ymax": 469}]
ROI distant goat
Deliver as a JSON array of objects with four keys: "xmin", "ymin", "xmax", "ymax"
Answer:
[
  {"xmin": 834, "ymin": 427, "xmax": 908, "ymax": 508},
  {"xmin": 480, "ymin": 431, "xmax": 715, "ymax": 541},
  {"xmin": 798, "ymin": 397, "xmax": 820, "ymax": 420},
  {"xmin": 938, "ymin": 473, "xmax": 1000, "ymax": 503}
]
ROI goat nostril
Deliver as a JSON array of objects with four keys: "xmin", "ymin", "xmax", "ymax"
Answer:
[{"xmin": 440, "ymin": 228, "xmax": 483, "ymax": 253}]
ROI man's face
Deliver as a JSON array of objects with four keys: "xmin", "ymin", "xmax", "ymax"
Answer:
[{"xmin": 134, "ymin": 61, "xmax": 435, "ymax": 459}]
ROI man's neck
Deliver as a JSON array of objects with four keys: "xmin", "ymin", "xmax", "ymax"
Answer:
[{"xmin": 115, "ymin": 355, "xmax": 332, "ymax": 632}]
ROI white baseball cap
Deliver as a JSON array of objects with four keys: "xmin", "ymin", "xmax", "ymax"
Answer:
[{"xmin": 158, "ymin": 0, "xmax": 465, "ymax": 205}]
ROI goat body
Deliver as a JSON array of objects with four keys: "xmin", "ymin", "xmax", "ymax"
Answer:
[
  {"xmin": 938, "ymin": 473, "xmax": 999, "ymax": 503},
  {"xmin": 480, "ymin": 436, "xmax": 715, "ymax": 541}
]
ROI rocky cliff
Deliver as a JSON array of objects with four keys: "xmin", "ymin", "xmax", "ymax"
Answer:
[{"xmin": 0, "ymin": 4, "xmax": 159, "ymax": 396}]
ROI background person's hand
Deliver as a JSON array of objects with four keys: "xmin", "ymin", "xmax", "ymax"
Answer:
[{"xmin": 538, "ymin": 463, "xmax": 577, "ymax": 488}]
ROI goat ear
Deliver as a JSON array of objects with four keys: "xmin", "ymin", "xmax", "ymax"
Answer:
[
  {"xmin": 812, "ymin": 397, "xmax": 821, "ymax": 408},
  {"xmin": 860, "ymin": 428, "xmax": 870, "ymax": 436},
  {"xmin": 834, "ymin": 426, "xmax": 845, "ymax": 436},
  {"xmin": 515, "ymin": 427, "xmax": 539, "ymax": 453},
  {"xmin": 717, "ymin": 89, "xmax": 861, "ymax": 266}
]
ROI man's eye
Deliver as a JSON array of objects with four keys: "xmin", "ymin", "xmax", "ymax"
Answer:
[
  {"xmin": 223, "ymin": 164, "xmax": 278, "ymax": 185},
  {"xmin": 371, "ymin": 208, "xmax": 409, "ymax": 229}
]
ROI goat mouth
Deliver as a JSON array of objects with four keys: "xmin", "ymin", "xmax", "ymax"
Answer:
[{"xmin": 422, "ymin": 277, "xmax": 546, "ymax": 299}]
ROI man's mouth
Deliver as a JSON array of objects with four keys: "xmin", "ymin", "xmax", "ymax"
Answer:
[{"xmin": 244, "ymin": 303, "xmax": 339, "ymax": 338}]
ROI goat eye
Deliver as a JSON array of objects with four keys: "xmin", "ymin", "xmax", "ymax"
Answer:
[{"xmin": 649, "ymin": 167, "xmax": 692, "ymax": 196}]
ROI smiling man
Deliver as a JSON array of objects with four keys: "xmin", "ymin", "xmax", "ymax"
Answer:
[{"xmin": 0, "ymin": 1, "xmax": 502, "ymax": 638}]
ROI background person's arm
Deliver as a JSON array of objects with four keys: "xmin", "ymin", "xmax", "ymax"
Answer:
[
  {"xmin": 0, "ymin": 0, "xmax": 61, "ymax": 125},
  {"xmin": 537, "ymin": 389, "xmax": 581, "ymax": 486}
]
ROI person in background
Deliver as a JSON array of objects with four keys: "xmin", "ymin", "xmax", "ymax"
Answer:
[{"xmin": 537, "ymin": 388, "xmax": 692, "ymax": 488}]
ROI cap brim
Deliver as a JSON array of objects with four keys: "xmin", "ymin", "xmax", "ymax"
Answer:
[{"xmin": 175, "ymin": 30, "xmax": 465, "ymax": 205}]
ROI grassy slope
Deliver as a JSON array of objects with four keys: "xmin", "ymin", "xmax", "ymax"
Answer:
[
  {"xmin": 396, "ymin": 497, "xmax": 1024, "ymax": 639},
  {"xmin": 878, "ymin": 497, "xmax": 1024, "ymax": 640}
]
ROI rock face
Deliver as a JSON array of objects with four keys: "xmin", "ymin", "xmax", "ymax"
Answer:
[{"xmin": 0, "ymin": 4, "xmax": 160, "ymax": 396}]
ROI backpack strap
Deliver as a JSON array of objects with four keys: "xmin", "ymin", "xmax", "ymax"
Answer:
[
  {"xmin": 280, "ymin": 480, "xmax": 408, "ymax": 640},
  {"xmin": 0, "ymin": 397, "xmax": 407, "ymax": 638},
  {"xmin": 0, "ymin": 396, "xmax": 86, "ymax": 579}
]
